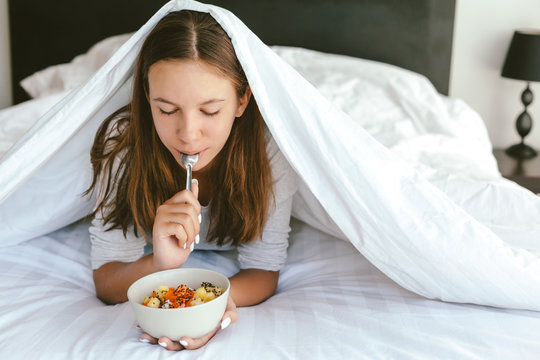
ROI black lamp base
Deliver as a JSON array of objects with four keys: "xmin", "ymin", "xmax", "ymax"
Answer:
[
  {"xmin": 506, "ymin": 142, "xmax": 537, "ymax": 159},
  {"xmin": 506, "ymin": 83, "xmax": 537, "ymax": 159}
]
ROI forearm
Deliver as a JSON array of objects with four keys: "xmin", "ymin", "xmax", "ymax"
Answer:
[
  {"xmin": 229, "ymin": 268, "xmax": 279, "ymax": 307},
  {"xmin": 93, "ymin": 254, "xmax": 157, "ymax": 305},
  {"xmin": 95, "ymin": 258, "xmax": 279, "ymax": 306}
]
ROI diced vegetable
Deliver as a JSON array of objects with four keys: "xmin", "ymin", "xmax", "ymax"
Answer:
[{"xmin": 142, "ymin": 282, "xmax": 223, "ymax": 309}]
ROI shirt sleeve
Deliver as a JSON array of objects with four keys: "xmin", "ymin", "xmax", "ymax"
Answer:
[
  {"xmin": 88, "ymin": 123, "xmax": 147, "ymax": 270},
  {"xmin": 89, "ymin": 218, "xmax": 147, "ymax": 270},
  {"xmin": 236, "ymin": 132, "xmax": 299, "ymax": 271}
]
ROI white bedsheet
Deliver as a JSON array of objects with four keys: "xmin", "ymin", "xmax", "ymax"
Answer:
[{"xmin": 1, "ymin": 219, "xmax": 539, "ymax": 359}]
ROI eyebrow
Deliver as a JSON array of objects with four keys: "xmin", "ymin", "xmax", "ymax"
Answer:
[{"xmin": 152, "ymin": 97, "xmax": 225, "ymax": 106}]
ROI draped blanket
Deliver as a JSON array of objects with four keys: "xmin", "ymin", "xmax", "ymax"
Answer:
[{"xmin": 1, "ymin": 0, "xmax": 539, "ymax": 310}]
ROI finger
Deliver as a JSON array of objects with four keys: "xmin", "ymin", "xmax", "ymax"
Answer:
[
  {"xmin": 156, "ymin": 213, "xmax": 197, "ymax": 240},
  {"xmin": 220, "ymin": 311, "xmax": 237, "ymax": 330},
  {"xmin": 165, "ymin": 190, "xmax": 197, "ymax": 206},
  {"xmin": 157, "ymin": 221, "xmax": 188, "ymax": 243},
  {"xmin": 225, "ymin": 294, "xmax": 238, "ymax": 312},
  {"xmin": 157, "ymin": 336, "xmax": 184, "ymax": 351},
  {"xmin": 192, "ymin": 178, "xmax": 199, "ymax": 199},
  {"xmin": 158, "ymin": 204, "xmax": 200, "ymax": 236},
  {"xmin": 176, "ymin": 296, "xmax": 237, "ymax": 350},
  {"xmin": 139, "ymin": 332, "xmax": 158, "ymax": 345},
  {"xmin": 174, "ymin": 224, "xmax": 189, "ymax": 249},
  {"xmin": 173, "ymin": 224, "xmax": 196, "ymax": 252},
  {"xmin": 175, "ymin": 217, "xmax": 197, "ymax": 250},
  {"xmin": 178, "ymin": 326, "xmax": 219, "ymax": 350},
  {"xmin": 167, "ymin": 189, "xmax": 201, "ymax": 212},
  {"xmin": 220, "ymin": 296, "xmax": 239, "ymax": 330},
  {"xmin": 160, "ymin": 203, "xmax": 200, "ymax": 224},
  {"xmin": 155, "ymin": 221, "xmax": 196, "ymax": 252}
]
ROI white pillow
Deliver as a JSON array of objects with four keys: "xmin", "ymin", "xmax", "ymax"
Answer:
[
  {"xmin": 271, "ymin": 46, "xmax": 498, "ymax": 180},
  {"xmin": 20, "ymin": 33, "xmax": 133, "ymax": 98},
  {"xmin": 0, "ymin": 91, "xmax": 69, "ymax": 158}
]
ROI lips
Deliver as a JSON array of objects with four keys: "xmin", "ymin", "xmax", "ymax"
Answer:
[
  {"xmin": 177, "ymin": 149, "xmax": 207, "ymax": 165},
  {"xmin": 179, "ymin": 149, "xmax": 202, "ymax": 156}
]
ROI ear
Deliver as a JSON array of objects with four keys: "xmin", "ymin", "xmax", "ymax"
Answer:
[{"xmin": 235, "ymin": 85, "xmax": 252, "ymax": 117}]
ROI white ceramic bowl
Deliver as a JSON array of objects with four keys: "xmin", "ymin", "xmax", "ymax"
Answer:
[{"xmin": 127, "ymin": 268, "xmax": 230, "ymax": 340}]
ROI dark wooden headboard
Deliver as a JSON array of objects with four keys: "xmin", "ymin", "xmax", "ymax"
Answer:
[{"xmin": 9, "ymin": 0, "xmax": 456, "ymax": 104}]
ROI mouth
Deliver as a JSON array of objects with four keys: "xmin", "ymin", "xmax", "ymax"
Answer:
[
  {"xmin": 178, "ymin": 149, "xmax": 202, "ymax": 156},
  {"xmin": 177, "ymin": 149, "xmax": 206, "ymax": 168}
]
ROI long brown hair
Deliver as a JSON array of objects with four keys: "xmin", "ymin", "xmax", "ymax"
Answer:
[{"xmin": 86, "ymin": 10, "xmax": 273, "ymax": 246}]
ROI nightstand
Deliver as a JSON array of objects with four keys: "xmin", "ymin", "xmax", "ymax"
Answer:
[{"xmin": 493, "ymin": 149, "xmax": 540, "ymax": 194}]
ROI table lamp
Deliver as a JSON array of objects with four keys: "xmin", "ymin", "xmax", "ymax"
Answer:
[{"xmin": 501, "ymin": 29, "xmax": 540, "ymax": 159}]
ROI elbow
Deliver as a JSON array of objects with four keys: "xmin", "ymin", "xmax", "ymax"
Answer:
[
  {"xmin": 263, "ymin": 273, "xmax": 279, "ymax": 300},
  {"xmin": 93, "ymin": 269, "xmax": 112, "ymax": 305},
  {"xmin": 229, "ymin": 269, "xmax": 280, "ymax": 307},
  {"xmin": 93, "ymin": 267, "xmax": 125, "ymax": 305}
]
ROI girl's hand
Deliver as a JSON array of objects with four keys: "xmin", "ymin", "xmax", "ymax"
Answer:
[
  {"xmin": 152, "ymin": 180, "xmax": 201, "ymax": 271},
  {"xmin": 138, "ymin": 295, "xmax": 238, "ymax": 351}
]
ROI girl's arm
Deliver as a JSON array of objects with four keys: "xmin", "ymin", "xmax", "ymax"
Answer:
[
  {"xmin": 95, "ymin": 259, "xmax": 279, "ymax": 306},
  {"xmin": 229, "ymin": 268, "xmax": 279, "ymax": 306},
  {"xmin": 94, "ymin": 183, "xmax": 202, "ymax": 304},
  {"xmin": 94, "ymin": 254, "xmax": 158, "ymax": 304}
]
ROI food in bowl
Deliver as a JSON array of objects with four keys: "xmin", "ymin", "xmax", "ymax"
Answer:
[
  {"xmin": 142, "ymin": 282, "xmax": 224, "ymax": 308},
  {"xmin": 127, "ymin": 268, "xmax": 230, "ymax": 340}
]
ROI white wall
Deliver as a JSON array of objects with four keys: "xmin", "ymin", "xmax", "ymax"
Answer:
[
  {"xmin": 0, "ymin": 0, "xmax": 11, "ymax": 109},
  {"xmin": 451, "ymin": 0, "xmax": 540, "ymax": 149}
]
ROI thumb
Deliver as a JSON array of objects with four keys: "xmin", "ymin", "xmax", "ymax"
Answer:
[{"xmin": 192, "ymin": 178, "xmax": 199, "ymax": 198}]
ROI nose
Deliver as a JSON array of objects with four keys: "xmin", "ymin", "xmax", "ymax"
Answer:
[{"xmin": 176, "ymin": 113, "xmax": 201, "ymax": 143}]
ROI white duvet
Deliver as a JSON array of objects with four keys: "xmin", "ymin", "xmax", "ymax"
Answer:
[{"xmin": 0, "ymin": 0, "xmax": 539, "ymax": 312}]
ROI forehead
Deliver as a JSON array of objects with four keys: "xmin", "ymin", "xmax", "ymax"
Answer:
[
  {"xmin": 147, "ymin": 60, "xmax": 237, "ymax": 105},
  {"xmin": 148, "ymin": 59, "xmax": 233, "ymax": 92}
]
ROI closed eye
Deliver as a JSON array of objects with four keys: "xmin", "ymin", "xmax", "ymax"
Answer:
[
  {"xmin": 159, "ymin": 108, "xmax": 178, "ymax": 116},
  {"xmin": 202, "ymin": 110, "xmax": 220, "ymax": 116}
]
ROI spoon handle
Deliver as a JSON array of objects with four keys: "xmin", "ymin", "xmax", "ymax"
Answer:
[{"xmin": 186, "ymin": 164, "xmax": 193, "ymax": 192}]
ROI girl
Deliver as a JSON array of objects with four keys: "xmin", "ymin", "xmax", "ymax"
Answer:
[{"xmin": 87, "ymin": 10, "xmax": 298, "ymax": 350}]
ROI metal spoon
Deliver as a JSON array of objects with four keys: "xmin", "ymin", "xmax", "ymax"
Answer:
[{"xmin": 180, "ymin": 153, "xmax": 199, "ymax": 192}]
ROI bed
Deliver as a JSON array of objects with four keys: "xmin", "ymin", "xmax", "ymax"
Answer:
[{"xmin": 2, "ymin": 0, "xmax": 540, "ymax": 359}]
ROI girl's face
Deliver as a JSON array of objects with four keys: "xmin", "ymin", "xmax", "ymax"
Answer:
[{"xmin": 147, "ymin": 59, "xmax": 250, "ymax": 171}]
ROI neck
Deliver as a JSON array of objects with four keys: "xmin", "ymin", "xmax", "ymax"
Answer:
[
  {"xmin": 190, "ymin": 152, "xmax": 222, "ymax": 207},
  {"xmin": 195, "ymin": 174, "xmax": 212, "ymax": 206}
]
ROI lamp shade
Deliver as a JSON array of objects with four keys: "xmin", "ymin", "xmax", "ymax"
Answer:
[{"xmin": 501, "ymin": 29, "xmax": 540, "ymax": 82}]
